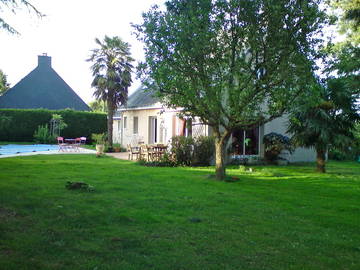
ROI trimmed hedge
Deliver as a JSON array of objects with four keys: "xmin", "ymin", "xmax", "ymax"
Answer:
[{"xmin": 0, "ymin": 109, "xmax": 107, "ymax": 142}]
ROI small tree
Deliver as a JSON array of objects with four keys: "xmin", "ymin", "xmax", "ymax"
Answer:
[
  {"xmin": 288, "ymin": 82, "xmax": 359, "ymax": 173},
  {"xmin": 49, "ymin": 114, "xmax": 67, "ymax": 137},
  {"xmin": 263, "ymin": 133, "xmax": 294, "ymax": 162},
  {"xmin": 134, "ymin": 0, "xmax": 326, "ymax": 180},
  {"xmin": 0, "ymin": 69, "xmax": 10, "ymax": 95},
  {"xmin": 88, "ymin": 36, "xmax": 134, "ymax": 151}
]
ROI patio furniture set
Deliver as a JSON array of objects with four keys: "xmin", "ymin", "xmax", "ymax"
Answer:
[
  {"xmin": 127, "ymin": 144, "xmax": 168, "ymax": 161},
  {"xmin": 57, "ymin": 137, "xmax": 86, "ymax": 152}
]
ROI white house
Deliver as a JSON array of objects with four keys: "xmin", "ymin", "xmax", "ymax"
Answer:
[{"xmin": 113, "ymin": 85, "xmax": 315, "ymax": 163}]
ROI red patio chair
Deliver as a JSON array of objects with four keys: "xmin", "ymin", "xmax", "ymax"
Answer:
[
  {"xmin": 80, "ymin": 137, "xmax": 87, "ymax": 144},
  {"xmin": 57, "ymin": 137, "xmax": 68, "ymax": 152}
]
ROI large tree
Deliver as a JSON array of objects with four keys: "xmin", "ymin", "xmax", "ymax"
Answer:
[
  {"xmin": 0, "ymin": 0, "xmax": 42, "ymax": 34},
  {"xmin": 0, "ymin": 69, "xmax": 10, "ymax": 95},
  {"xmin": 134, "ymin": 0, "xmax": 326, "ymax": 180},
  {"xmin": 88, "ymin": 36, "xmax": 134, "ymax": 150}
]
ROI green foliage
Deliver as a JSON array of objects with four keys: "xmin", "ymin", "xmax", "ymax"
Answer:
[
  {"xmin": 192, "ymin": 136, "xmax": 215, "ymax": 166},
  {"xmin": 289, "ymin": 83, "xmax": 359, "ymax": 150},
  {"xmin": 329, "ymin": 123, "xmax": 360, "ymax": 160},
  {"xmin": 91, "ymin": 133, "xmax": 106, "ymax": 145},
  {"xmin": 50, "ymin": 114, "xmax": 67, "ymax": 137},
  {"xmin": 88, "ymin": 100, "xmax": 107, "ymax": 112},
  {"xmin": 329, "ymin": 0, "xmax": 360, "ymax": 44},
  {"xmin": 0, "ymin": 114, "xmax": 11, "ymax": 129},
  {"xmin": 288, "ymin": 81, "xmax": 359, "ymax": 172},
  {"xmin": 138, "ymin": 152, "xmax": 177, "ymax": 167},
  {"xmin": 168, "ymin": 135, "xmax": 215, "ymax": 166},
  {"xmin": 0, "ymin": 69, "xmax": 10, "ymax": 95},
  {"xmin": 88, "ymin": 35, "xmax": 134, "ymax": 148},
  {"xmin": 134, "ymin": 0, "xmax": 326, "ymax": 179},
  {"xmin": 263, "ymin": 132, "xmax": 294, "ymax": 162},
  {"xmin": 169, "ymin": 136, "xmax": 194, "ymax": 166},
  {"xmin": 0, "ymin": 109, "xmax": 106, "ymax": 142},
  {"xmin": 325, "ymin": 1, "xmax": 359, "ymax": 95},
  {"xmin": 33, "ymin": 124, "xmax": 54, "ymax": 144}
]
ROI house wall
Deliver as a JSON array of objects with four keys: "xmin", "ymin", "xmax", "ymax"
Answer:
[
  {"xmin": 113, "ymin": 108, "xmax": 204, "ymax": 146},
  {"xmin": 264, "ymin": 116, "xmax": 316, "ymax": 162},
  {"xmin": 114, "ymin": 107, "xmax": 314, "ymax": 163}
]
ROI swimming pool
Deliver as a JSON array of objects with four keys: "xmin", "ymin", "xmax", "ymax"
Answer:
[{"xmin": 0, "ymin": 144, "xmax": 59, "ymax": 155}]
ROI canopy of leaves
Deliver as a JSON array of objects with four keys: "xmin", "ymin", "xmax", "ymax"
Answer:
[
  {"xmin": 134, "ymin": 0, "xmax": 326, "ymax": 133},
  {"xmin": 329, "ymin": 0, "xmax": 360, "ymax": 44},
  {"xmin": 326, "ymin": 0, "xmax": 360, "ymax": 95},
  {"xmin": 288, "ymin": 81, "xmax": 359, "ymax": 151},
  {"xmin": 88, "ymin": 100, "xmax": 107, "ymax": 113}
]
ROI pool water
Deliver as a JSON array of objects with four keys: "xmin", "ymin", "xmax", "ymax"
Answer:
[{"xmin": 0, "ymin": 144, "xmax": 59, "ymax": 155}]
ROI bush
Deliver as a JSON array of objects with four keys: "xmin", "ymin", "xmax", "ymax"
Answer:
[
  {"xmin": 328, "ymin": 147, "xmax": 359, "ymax": 161},
  {"xmin": 192, "ymin": 136, "xmax": 215, "ymax": 166},
  {"xmin": 0, "ymin": 109, "xmax": 106, "ymax": 142},
  {"xmin": 138, "ymin": 152, "xmax": 176, "ymax": 167},
  {"xmin": 33, "ymin": 124, "xmax": 55, "ymax": 144},
  {"xmin": 169, "ymin": 135, "xmax": 215, "ymax": 166},
  {"xmin": 263, "ymin": 132, "xmax": 294, "ymax": 162},
  {"xmin": 169, "ymin": 136, "xmax": 194, "ymax": 166}
]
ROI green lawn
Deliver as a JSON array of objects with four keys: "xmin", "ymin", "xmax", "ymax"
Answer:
[{"xmin": 0, "ymin": 155, "xmax": 359, "ymax": 270}]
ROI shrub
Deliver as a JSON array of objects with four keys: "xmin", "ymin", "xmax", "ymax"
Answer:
[
  {"xmin": 138, "ymin": 152, "xmax": 177, "ymax": 167},
  {"xmin": 263, "ymin": 132, "xmax": 294, "ymax": 162},
  {"xmin": 33, "ymin": 124, "xmax": 54, "ymax": 144},
  {"xmin": 168, "ymin": 135, "xmax": 215, "ymax": 166},
  {"xmin": 0, "ymin": 109, "xmax": 106, "ymax": 142},
  {"xmin": 169, "ymin": 136, "xmax": 194, "ymax": 166},
  {"xmin": 192, "ymin": 136, "xmax": 215, "ymax": 166}
]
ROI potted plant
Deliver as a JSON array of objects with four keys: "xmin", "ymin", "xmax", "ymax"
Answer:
[
  {"xmin": 113, "ymin": 143, "xmax": 121, "ymax": 152},
  {"xmin": 92, "ymin": 133, "xmax": 106, "ymax": 155}
]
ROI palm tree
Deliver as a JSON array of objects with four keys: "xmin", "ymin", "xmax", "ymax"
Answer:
[
  {"xmin": 88, "ymin": 36, "xmax": 134, "ymax": 150},
  {"xmin": 288, "ymin": 80, "xmax": 359, "ymax": 173}
]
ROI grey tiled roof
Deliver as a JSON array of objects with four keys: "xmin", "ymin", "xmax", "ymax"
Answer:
[
  {"xmin": 0, "ymin": 55, "xmax": 90, "ymax": 111},
  {"xmin": 124, "ymin": 84, "xmax": 160, "ymax": 109}
]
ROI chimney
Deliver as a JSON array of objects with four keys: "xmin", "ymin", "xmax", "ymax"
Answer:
[{"xmin": 38, "ymin": 53, "xmax": 51, "ymax": 67}]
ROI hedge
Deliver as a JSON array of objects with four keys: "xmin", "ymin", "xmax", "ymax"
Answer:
[{"xmin": 0, "ymin": 109, "xmax": 107, "ymax": 142}]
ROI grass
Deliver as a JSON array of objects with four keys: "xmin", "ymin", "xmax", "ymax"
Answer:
[{"xmin": 0, "ymin": 155, "xmax": 359, "ymax": 270}]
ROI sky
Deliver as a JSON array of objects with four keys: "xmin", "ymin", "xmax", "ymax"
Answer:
[{"xmin": 0, "ymin": 0, "xmax": 165, "ymax": 103}]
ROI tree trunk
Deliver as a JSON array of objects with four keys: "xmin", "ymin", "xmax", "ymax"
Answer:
[
  {"xmin": 107, "ymin": 99, "xmax": 114, "ymax": 151},
  {"xmin": 316, "ymin": 147, "xmax": 326, "ymax": 173},
  {"xmin": 214, "ymin": 131, "xmax": 230, "ymax": 180}
]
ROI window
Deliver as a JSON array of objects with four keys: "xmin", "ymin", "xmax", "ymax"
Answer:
[
  {"xmin": 133, "ymin": 116, "xmax": 138, "ymax": 134},
  {"xmin": 231, "ymin": 127, "xmax": 260, "ymax": 155},
  {"xmin": 123, "ymin": 117, "xmax": 127, "ymax": 129}
]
